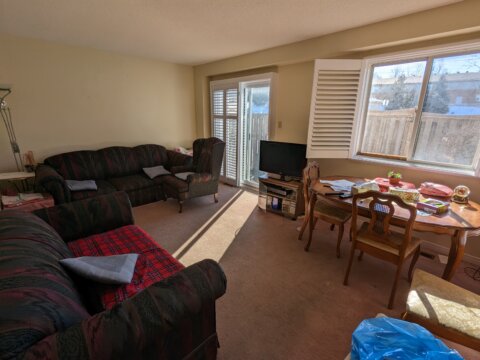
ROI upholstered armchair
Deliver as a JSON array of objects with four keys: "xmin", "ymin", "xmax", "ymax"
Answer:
[{"xmin": 162, "ymin": 137, "xmax": 226, "ymax": 212}]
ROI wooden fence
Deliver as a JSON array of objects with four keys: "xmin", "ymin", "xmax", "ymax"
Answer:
[
  {"xmin": 362, "ymin": 109, "xmax": 480, "ymax": 165},
  {"xmin": 245, "ymin": 113, "xmax": 269, "ymax": 182}
]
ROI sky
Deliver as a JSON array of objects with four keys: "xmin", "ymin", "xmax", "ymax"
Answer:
[{"xmin": 374, "ymin": 52, "xmax": 480, "ymax": 79}]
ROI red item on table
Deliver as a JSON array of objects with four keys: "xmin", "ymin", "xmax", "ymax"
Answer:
[
  {"xmin": 374, "ymin": 178, "xmax": 416, "ymax": 193},
  {"xmin": 419, "ymin": 182, "xmax": 453, "ymax": 198}
]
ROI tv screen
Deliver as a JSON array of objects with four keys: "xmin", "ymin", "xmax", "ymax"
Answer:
[{"xmin": 259, "ymin": 141, "xmax": 306, "ymax": 179}]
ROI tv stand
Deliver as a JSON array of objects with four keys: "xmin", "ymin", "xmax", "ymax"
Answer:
[{"xmin": 258, "ymin": 177, "xmax": 304, "ymax": 220}]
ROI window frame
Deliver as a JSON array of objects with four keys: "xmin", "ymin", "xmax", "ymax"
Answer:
[{"xmin": 352, "ymin": 40, "xmax": 480, "ymax": 177}]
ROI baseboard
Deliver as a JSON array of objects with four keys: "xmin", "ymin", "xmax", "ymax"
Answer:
[{"xmin": 421, "ymin": 241, "xmax": 480, "ymax": 267}]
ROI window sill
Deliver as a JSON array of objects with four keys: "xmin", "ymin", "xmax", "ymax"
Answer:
[{"xmin": 350, "ymin": 155, "xmax": 478, "ymax": 180}]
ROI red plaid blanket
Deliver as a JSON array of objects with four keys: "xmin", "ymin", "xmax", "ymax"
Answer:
[{"xmin": 68, "ymin": 225, "xmax": 184, "ymax": 310}]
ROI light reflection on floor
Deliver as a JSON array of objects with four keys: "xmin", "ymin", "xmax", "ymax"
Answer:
[{"xmin": 173, "ymin": 190, "xmax": 258, "ymax": 266}]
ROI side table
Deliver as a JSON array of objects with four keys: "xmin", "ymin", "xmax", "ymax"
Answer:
[
  {"xmin": 0, "ymin": 172, "xmax": 35, "ymax": 193},
  {"xmin": 1, "ymin": 193, "xmax": 54, "ymax": 212}
]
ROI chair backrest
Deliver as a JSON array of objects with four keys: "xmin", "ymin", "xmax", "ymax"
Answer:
[
  {"xmin": 302, "ymin": 161, "xmax": 320, "ymax": 206},
  {"xmin": 192, "ymin": 137, "xmax": 225, "ymax": 178},
  {"xmin": 352, "ymin": 190, "xmax": 417, "ymax": 256}
]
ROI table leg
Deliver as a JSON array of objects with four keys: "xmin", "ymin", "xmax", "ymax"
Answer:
[
  {"xmin": 305, "ymin": 192, "xmax": 317, "ymax": 251},
  {"xmin": 442, "ymin": 230, "xmax": 467, "ymax": 281}
]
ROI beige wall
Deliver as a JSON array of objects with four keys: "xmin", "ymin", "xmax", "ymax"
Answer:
[
  {"xmin": 194, "ymin": 0, "xmax": 480, "ymax": 138},
  {"xmin": 194, "ymin": 0, "xmax": 480, "ymax": 259},
  {"xmin": 0, "ymin": 33, "xmax": 196, "ymax": 171}
]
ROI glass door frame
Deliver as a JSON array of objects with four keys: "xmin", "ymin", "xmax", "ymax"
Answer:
[
  {"xmin": 240, "ymin": 78, "xmax": 273, "ymax": 187},
  {"xmin": 210, "ymin": 72, "xmax": 277, "ymax": 187}
]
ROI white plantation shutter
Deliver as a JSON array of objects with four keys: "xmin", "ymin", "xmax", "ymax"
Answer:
[
  {"xmin": 225, "ymin": 118, "xmax": 238, "ymax": 179},
  {"xmin": 210, "ymin": 82, "xmax": 239, "ymax": 185},
  {"xmin": 307, "ymin": 59, "xmax": 366, "ymax": 158}
]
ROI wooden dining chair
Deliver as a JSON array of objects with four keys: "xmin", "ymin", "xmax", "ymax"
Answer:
[
  {"xmin": 298, "ymin": 161, "xmax": 352, "ymax": 258},
  {"xmin": 343, "ymin": 190, "xmax": 422, "ymax": 309}
]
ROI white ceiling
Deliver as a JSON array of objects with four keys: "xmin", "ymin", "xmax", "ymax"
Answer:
[{"xmin": 0, "ymin": 0, "xmax": 461, "ymax": 65}]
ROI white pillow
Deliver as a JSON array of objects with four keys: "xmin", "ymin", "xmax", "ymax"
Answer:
[
  {"xmin": 175, "ymin": 172, "xmax": 195, "ymax": 181},
  {"xmin": 59, "ymin": 254, "xmax": 139, "ymax": 284},
  {"xmin": 143, "ymin": 165, "xmax": 170, "ymax": 179}
]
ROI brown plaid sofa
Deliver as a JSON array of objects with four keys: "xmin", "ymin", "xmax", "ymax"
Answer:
[
  {"xmin": 34, "ymin": 144, "xmax": 192, "ymax": 206},
  {"xmin": 0, "ymin": 192, "xmax": 227, "ymax": 359},
  {"xmin": 35, "ymin": 140, "xmax": 225, "ymax": 211}
]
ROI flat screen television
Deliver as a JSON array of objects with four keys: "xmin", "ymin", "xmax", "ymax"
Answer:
[{"xmin": 259, "ymin": 140, "xmax": 307, "ymax": 180}]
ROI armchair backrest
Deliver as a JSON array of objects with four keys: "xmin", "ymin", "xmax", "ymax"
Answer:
[{"xmin": 192, "ymin": 137, "xmax": 225, "ymax": 179}]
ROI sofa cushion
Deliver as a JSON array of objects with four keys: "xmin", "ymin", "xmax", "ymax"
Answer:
[
  {"xmin": 97, "ymin": 146, "xmax": 141, "ymax": 178},
  {"xmin": 45, "ymin": 150, "xmax": 105, "ymax": 180},
  {"xmin": 0, "ymin": 211, "xmax": 90, "ymax": 359},
  {"xmin": 134, "ymin": 144, "xmax": 168, "ymax": 168},
  {"xmin": 70, "ymin": 179, "xmax": 117, "ymax": 202},
  {"xmin": 407, "ymin": 269, "xmax": 480, "ymax": 341},
  {"xmin": 68, "ymin": 225, "xmax": 184, "ymax": 310},
  {"xmin": 108, "ymin": 175, "xmax": 154, "ymax": 192},
  {"xmin": 161, "ymin": 174, "xmax": 189, "ymax": 193}
]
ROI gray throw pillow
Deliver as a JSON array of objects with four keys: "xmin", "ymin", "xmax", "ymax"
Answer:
[
  {"xmin": 175, "ymin": 172, "xmax": 195, "ymax": 181},
  {"xmin": 59, "ymin": 254, "xmax": 139, "ymax": 284},
  {"xmin": 66, "ymin": 179, "xmax": 98, "ymax": 191},
  {"xmin": 143, "ymin": 165, "xmax": 170, "ymax": 179}
]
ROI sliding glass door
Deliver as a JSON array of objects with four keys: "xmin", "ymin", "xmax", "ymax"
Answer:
[
  {"xmin": 241, "ymin": 81, "xmax": 270, "ymax": 186},
  {"xmin": 210, "ymin": 73, "xmax": 274, "ymax": 187}
]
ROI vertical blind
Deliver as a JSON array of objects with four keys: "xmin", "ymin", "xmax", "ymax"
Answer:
[{"xmin": 211, "ymin": 84, "xmax": 239, "ymax": 184}]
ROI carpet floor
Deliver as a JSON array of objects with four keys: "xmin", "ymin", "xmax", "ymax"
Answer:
[{"xmin": 133, "ymin": 184, "xmax": 480, "ymax": 359}]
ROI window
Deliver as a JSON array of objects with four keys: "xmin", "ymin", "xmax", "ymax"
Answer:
[
  {"xmin": 307, "ymin": 42, "xmax": 480, "ymax": 175},
  {"xmin": 359, "ymin": 51, "xmax": 480, "ymax": 170}
]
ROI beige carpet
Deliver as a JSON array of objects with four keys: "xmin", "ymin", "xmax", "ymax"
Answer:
[{"xmin": 133, "ymin": 184, "xmax": 480, "ymax": 359}]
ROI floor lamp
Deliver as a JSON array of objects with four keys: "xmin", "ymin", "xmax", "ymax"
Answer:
[{"xmin": 1, "ymin": 87, "xmax": 23, "ymax": 172}]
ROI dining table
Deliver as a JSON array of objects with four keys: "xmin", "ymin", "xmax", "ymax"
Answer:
[{"xmin": 308, "ymin": 176, "xmax": 480, "ymax": 281}]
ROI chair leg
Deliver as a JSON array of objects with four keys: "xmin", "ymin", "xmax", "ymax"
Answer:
[
  {"xmin": 304, "ymin": 217, "xmax": 318, "ymax": 252},
  {"xmin": 214, "ymin": 193, "xmax": 219, "ymax": 203},
  {"xmin": 298, "ymin": 216, "xmax": 309, "ymax": 241},
  {"xmin": 343, "ymin": 242, "xmax": 356, "ymax": 286},
  {"xmin": 178, "ymin": 200, "xmax": 183, "ymax": 213},
  {"xmin": 358, "ymin": 251, "xmax": 364, "ymax": 261},
  {"xmin": 408, "ymin": 246, "xmax": 421, "ymax": 282},
  {"xmin": 336, "ymin": 223, "xmax": 344, "ymax": 258},
  {"xmin": 388, "ymin": 263, "xmax": 404, "ymax": 309},
  {"xmin": 330, "ymin": 224, "xmax": 335, "ymax": 231}
]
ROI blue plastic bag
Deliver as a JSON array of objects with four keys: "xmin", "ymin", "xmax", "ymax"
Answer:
[{"xmin": 351, "ymin": 317, "xmax": 463, "ymax": 360}]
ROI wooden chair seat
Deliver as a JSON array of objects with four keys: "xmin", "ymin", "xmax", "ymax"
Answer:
[
  {"xmin": 357, "ymin": 222, "xmax": 422, "ymax": 257},
  {"xmin": 315, "ymin": 201, "xmax": 351, "ymax": 223},
  {"xmin": 403, "ymin": 269, "xmax": 480, "ymax": 350}
]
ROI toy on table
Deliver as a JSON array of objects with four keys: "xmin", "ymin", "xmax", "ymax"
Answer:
[
  {"xmin": 416, "ymin": 198, "xmax": 450, "ymax": 215},
  {"xmin": 389, "ymin": 188, "xmax": 420, "ymax": 203},
  {"xmin": 452, "ymin": 185, "xmax": 470, "ymax": 204}
]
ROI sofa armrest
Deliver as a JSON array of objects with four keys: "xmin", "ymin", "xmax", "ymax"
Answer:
[
  {"xmin": 34, "ymin": 191, "xmax": 134, "ymax": 243},
  {"xmin": 170, "ymin": 164, "xmax": 195, "ymax": 174},
  {"xmin": 167, "ymin": 150, "xmax": 193, "ymax": 171},
  {"xmin": 187, "ymin": 172, "xmax": 213, "ymax": 184},
  {"xmin": 34, "ymin": 164, "xmax": 71, "ymax": 204},
  {"xmin": 22, "ymin": 259, "xmax": 227, "ymax": 360}
]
